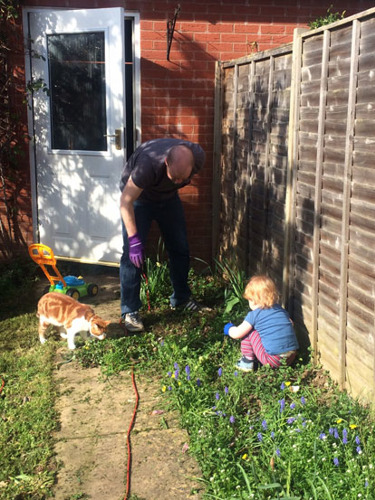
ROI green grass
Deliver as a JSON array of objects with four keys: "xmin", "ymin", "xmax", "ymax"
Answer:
[{"xmin": 1, "ymin": 258, "xmax": 375, "ymax": 499}]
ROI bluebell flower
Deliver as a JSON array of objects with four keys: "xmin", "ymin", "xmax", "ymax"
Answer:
[
  {"xmin": 218, "ymin": 367, "xmax": 223, "ymax": 377},
  {"xmin": 174, "ymin": 362, "xmax": 179, "ymax": 370},
  {"xmin": 333, "ymin": 457, "xmax": 339, "ymax": 466},
  {"xmin": 234, "ymin": 371, "xmax": 238, "ymax": 377},
  {"xmin": 334, "ymin": 429, "xmax": 339, "ymax": 439},
  {"xmin": 185, "ymin": 365, "xmax": 190, "ymax": 376},
  {"xmin": 196, "ymin": 378, "xmax": 202, "ymax": 387},
  {"xmin": 276, "ymin": 448, "xmax": 281, "ymax": 457},
  {"xmin": 229, "ymin": 415, "xmax": 235, "ymax": 424},
  {"xmin": 300, "ymin": 396, "xmax": 306, "ymax": 405},
  {"xmin": 329, "ymin": 427, "xmax": 334, "ymax": 435},
  {"xmin": 167, "ymin": 371, "xmax": 172, "ymax": 377},
  {"xmin": 215, "ymin": 392, "xmax": 220, "ymax": 400},
  {"xmin": 186, "ymin": 375, "xmax": 191, "ymax": 381},
  {"xmin": 290, "ymin": 402, "xmax": 296, "ymax": 409},
  {"xmin": 287, "ymin": 417, "xmax": 295, "ymax": 424},
  {"xmin": 271, "ymin": 431, "xmax": 275, "ymax": 439},
  {"xmin": 280, "ymin": 382, "xmax": 286, "ymax": 390},
  {"xmin": 225, "ymin": 386, "xmax": 229, "ymax": 394},
  {"xmin": 174, "ymin": 370, "xmax": 179, "ymax": 379},
  {"xmin": 262, "ymin": 419, "xmax": 267, "ymax": 430},
  {"xmin": 257, "ymin": 432, "xmax": 263, "ymax": 442},
  {"xmin": 355, "ymin": 436, "xmax": 361, "ymax": 445},
  {"xmin": 168, "ymin": 386, "xmax": 172, "ymax": 391},
  {"xmin": 357, "ymin": 446, "xmax": 362, "ymax": 454},
  {"xmin": 342, "ymin": 428, "xmax": 348, "ymax": 444},
  {"xmin": 319, "ymin": 433, "xmax": 326, "ymax": 440},
  {"xmin": 279, "ymin": 399, "xmax": 285, "ymax": 413},
  {"xmin": 365, "ymin": 480, "xmax": 369, "ymax": 488}
]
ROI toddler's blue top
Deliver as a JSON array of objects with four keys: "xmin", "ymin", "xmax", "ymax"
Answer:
[{"xmin": 244, "ymin": 304, "xmax": 299, "ymax": 355}]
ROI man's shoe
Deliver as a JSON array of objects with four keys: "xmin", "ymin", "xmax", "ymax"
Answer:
[
  {"xmin": 123, "ymin": 312, "xmax": 144, "ymax": 332},
  {"xmin": 171, "ymin": 298, "xmax": 212, "ymax": 312},
  {"xmin": 236, "ymin": 357, "xmax": 254, "ymax": 372}
]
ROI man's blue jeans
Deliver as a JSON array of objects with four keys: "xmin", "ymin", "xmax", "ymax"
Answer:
[{"xmin": 120, "ymin": 194, "xmax": 191, "ymax": 315}]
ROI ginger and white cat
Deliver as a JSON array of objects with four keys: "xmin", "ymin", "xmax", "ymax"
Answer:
[{"xmin": 37, "ymin": 292, "xmax": 110, "ymax": 350}]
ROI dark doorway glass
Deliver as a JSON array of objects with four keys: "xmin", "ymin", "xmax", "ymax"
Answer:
[{"xmin": 48, "ymin": 32, "xmax": 107, "ymax": 151}]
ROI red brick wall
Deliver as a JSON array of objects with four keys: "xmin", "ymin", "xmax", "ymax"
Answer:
[{"xmin": 8, "ymin": 0, "xmax": 374, "ymax": 264}]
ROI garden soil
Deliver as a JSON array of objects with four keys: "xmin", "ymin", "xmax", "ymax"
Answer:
[{"xmin": 47, "ymin": 271, "xmax": 203, "ymax": 500}]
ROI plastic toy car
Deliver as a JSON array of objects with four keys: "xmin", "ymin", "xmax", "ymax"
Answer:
[{"xmin": 28, "ymin": 243, "xmax": 99, "ymax": 300}]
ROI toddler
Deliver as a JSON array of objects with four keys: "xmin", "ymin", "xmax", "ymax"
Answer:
[{"xmin": 224, "ymin": 275, "xmax": 299, "ymax": 371}]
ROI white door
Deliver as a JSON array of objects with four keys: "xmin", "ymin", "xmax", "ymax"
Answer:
[{"xmin": 28, "ymin": 8, "xmax": 125, "ymax": 264}]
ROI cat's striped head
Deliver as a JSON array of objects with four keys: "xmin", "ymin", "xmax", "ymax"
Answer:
[{"xmin": 89, "ymin": 316, "xmax": 110, "ymax": 340}]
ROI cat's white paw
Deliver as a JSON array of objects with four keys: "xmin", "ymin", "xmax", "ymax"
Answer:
[{"xmin": 60, "ymin": 332, "xmax": 68, "ymax": 339}]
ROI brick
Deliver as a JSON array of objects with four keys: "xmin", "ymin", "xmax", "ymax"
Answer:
[{"xmin": 260, "ymin": 25, "xmax": 287, "ymax": 35}]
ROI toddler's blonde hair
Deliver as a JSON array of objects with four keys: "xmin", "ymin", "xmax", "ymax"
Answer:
[{"xmin": 243, "ymin": 275, "xmax": 279, "ymax": 309}]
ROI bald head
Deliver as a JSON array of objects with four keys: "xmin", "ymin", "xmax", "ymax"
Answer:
[{"xmin": 165, "ymin": 145, "xmax": 194, "ymax": 184}]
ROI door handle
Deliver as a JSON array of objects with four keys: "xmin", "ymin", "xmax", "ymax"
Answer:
[{"xmin": 104, "ymin": 129, "xmax": 122, "ymax": 150}]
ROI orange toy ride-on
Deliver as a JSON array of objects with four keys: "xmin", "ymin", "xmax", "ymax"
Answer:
[{"xmin": 29, "ymin": 244, "xmax": 99, "ymax": 300}]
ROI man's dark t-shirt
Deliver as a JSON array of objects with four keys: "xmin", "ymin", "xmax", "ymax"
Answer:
[{"xmin": 119, "ymin": 138, "xmax": 205, "ymax": 201}]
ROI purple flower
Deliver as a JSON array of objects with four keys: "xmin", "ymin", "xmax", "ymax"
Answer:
[
  {"xmin": 218, "ymin": 367, "xmax": 223, "ymax": 377},
  {"xmin": 185, "ymin": 365, "xmax": 190, "ymax": 376},
  {"xmin": 168, "ymin": 386, "xmax": 172, "ymax": 391},
  {"xmin": 257, "ymin": 432, "xmax": 263, "ymax": 442},
  {"xmin": 174, "ymin": 362, "xmax": 179, "ymax": 370},
  {"xmin": 280, "ymin": 382, "xmax": 286, "ymax": 390},
  {"xmin": 287, "ymin": 417, "xmax": 295, "ymax": 424},
  {"xmin": 215, "ymin": 392, "xmax": 220, "ymax": 400},
  {"xmin": 300, "ymin": 396, "xmax": 306, "ymax": 405},
  {"xmin": 229, "ymin": 415, "xmax": 235, "ymax": 424},
  {"xmin": 276, "ymin": 448, "xmax": 281, "ymax": 457},
  {"xmin": 329, "ymin": 427, "xmax": 334, "ymax": 435},
  {"xmin": 174, "ymin": 370, "xmax": 179, "ymax": 379},
  {"xmin": 356, "ymin": 446, "xmax": 362, "ymax": 454},
  {"xmin": 262, "ymin": 419, "xmax": 267, "ymax": 430},
  {"xmin": 334, "ymin": 429, "xmax": 339, "ymax": 439},
  {"xmin": 271, "ymin": 431, "xmax": 275, "ymax": 439},
  {"xmin": 186, "ymin": 375, "xmax": 191, "ymax": 381},
  {"xmin": 333, "ymin": 457, "xmax": 339, "ymax": 466},
  {"xmin": 167, "ymin": 371, "xmax": 172, "ymax": 377},
  {"xmin": 279, "ymin": 399, "xmax": 285, "ymax": 413},
  {"xmin": 365, "ymin": 480, "xmax": 369, "ymax": 488},
  {"xmin": 355, "ymin": 436, "xmax": 361, "ymax": 445},
  {"xmin": 319, "ymin": 433, "xmax": 326, "ymax": 440},
  {"xmin": 234, "ymin": 371, "xmax": 238, "ymax": 377},
  {"xmin": 196, "ymin": 378, "xmax": 202, "ymax": 387},
  {"xmin": 290, "ymin": 403, "xmax": 296, "ymax": 409},
  {"xmin": 343, "ymin": 428, "xmax": 348, "ymax": 443},
  {"xmin": 160, "ymin": 340, "xmax": 164, "ymax": 346},
  {"xmin": 225, "ymin": 386, "xmax": 229, "ymax": 394}
]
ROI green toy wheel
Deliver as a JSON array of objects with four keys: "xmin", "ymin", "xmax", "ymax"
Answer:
[
  {"xmin": 66, "ymin": 288, "xmax": 80, "ymax": 300},
  {"xmin": 87, "ymin": 283, "xmax": 99, "ymax": 296}
]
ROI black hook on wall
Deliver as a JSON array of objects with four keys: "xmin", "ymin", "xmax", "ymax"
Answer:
[{"xmin": 167, "ymin": 4, "xmax": 181, "ymax": 61}]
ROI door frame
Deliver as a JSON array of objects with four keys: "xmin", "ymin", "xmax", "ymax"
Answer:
[{"xmin": 23, "ymin": 6, "xmax": 142, "ymax": 253}]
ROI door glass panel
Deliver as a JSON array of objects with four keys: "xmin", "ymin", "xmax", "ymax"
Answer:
[{"xmin": 47, "ymin": 32, "xmax": 107, "ymax": 151}]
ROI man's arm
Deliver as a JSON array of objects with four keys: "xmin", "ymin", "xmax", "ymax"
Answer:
[{"xmin": 120, "ymin": 176, "xmax": 143, "ymax": 237}]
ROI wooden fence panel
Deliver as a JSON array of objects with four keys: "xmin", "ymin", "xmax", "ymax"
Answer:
[{"xmin": 214, "ymin": 7, "xmax": 375, "ymax": 401}]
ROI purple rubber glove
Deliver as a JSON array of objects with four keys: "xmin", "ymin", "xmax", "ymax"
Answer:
[
  {"xmin": 128, "ymin": 233, "xmax": 144, "ymax": 268},
  {"xmin": 224, "ymin": 322, "xmax": 234, "ymax": 336}
]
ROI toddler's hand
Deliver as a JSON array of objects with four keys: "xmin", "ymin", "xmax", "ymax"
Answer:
[{"xmin": 224, "ymin": 322, "xmax": 234, "ymax": 336}]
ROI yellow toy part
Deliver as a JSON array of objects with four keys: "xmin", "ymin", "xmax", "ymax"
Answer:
[{"xmin": 28, "ymin": 243, "xmax": 67, "ymax": 287}]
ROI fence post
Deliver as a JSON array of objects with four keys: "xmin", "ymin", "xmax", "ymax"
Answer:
[
  {"xmin": 282, "ymin": 28, "xmax": 305, "ymax": 310},
  {"xmin": 212, "ymin": 61, "xmax": 223, "ymax": 262},
  {"xmin": 338, "ymin": 20, "xmax": 361, "ymax": 389}
]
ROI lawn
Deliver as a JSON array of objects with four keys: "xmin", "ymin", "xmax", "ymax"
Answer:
[{"xmin": 0, "ymin": 257, "xmax": 374, "ymax": 499}]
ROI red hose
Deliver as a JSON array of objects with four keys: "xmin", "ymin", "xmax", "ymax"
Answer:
[
  {"xmin": 142, "ymin": 272, "xmax": 151, "ymax": 312},
  {"xmin": 125, "ymin": 368, "xmax": 139, "ymax": 499}
]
